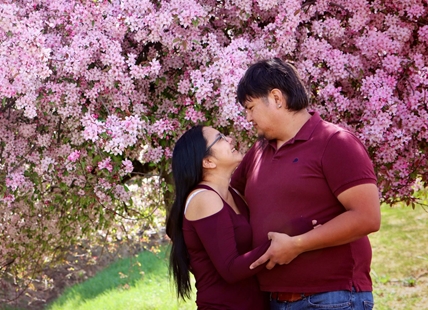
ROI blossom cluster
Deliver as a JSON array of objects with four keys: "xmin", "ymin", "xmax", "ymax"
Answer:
[{"xmin": 0, "ymin": 0, "xmax": 427, "ymax": 288}]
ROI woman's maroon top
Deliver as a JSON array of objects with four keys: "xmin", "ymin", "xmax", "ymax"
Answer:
[{"xmin": 183, "ymin": 184, "xmax": 270, "ymax": 309}]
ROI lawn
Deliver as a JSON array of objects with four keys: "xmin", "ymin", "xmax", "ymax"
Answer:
[
  {"xmin": 2, "ymin": 203, "xmax": 428, "ymax": 310},
  {"xmin": 44, "ymin": 247, "xmax": 195, "ymax": 310},
  {"xmin": 370, "ymin": 204, "xmax": 428, "ymax": 309}
]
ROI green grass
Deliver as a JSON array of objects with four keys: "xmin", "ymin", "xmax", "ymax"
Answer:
[
  {"xmin": 4, "ymin": 203, "xmax": 428, "ymax": 310},
  {"xmin": 45, "ymin": 246, "xmax": 195, "ymax": 310},
  {"xmin": 370, "ymin": 204, "xmax": 428, "ymax": 309}
]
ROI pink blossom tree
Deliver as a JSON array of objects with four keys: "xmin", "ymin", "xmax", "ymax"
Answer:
[{"xmin": 0, "ymin": 0, "xmax": 427, "ymax": 293}]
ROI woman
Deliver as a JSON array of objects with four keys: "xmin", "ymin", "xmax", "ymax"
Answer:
[{"xmin": 166, "ymin": 125, "xmax": 270, "ymax": 309}]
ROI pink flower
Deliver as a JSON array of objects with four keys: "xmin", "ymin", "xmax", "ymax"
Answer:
[
  {"xmin": 184, "ymin": 106, "xmax": 206, "ymax": 123},
  {"xmin": 98, "ymin": 158, "xmax": 113, "ymax": 172},
  {"xmin": 121, "ymin": 159, "xmax": 134, "ymax": 174},
  {"xmin": 67, "ymin": 150, "xmax": 81, "ymax": 162},
  {"xmin": 2, "ymin": 194, "xmax": 15, "ymax": 203}
]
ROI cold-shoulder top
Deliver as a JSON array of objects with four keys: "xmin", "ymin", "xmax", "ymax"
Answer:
[{"xmin": 182, "ymin": 184, "xmax": 270, "ymax": 310}]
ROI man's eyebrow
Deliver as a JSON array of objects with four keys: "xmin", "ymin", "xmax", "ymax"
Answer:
[{"xmin": 243, "ymin": 98, "xmax": 254, "ymax": 108}]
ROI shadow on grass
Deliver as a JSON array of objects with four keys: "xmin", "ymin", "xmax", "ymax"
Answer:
[
  {"xmin": 46, "ymin": 245, "xmax": 171, "ymax": 310},
  {"xmin": 0, "ymin": 306, "xmax": 26, "ymax": 310}
]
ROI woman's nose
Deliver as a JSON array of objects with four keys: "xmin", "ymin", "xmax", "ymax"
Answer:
[{"xmin": 227, "ymin": 136, "xmax": 234, "ymax": 144}]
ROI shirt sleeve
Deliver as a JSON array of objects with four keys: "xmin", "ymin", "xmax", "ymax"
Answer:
[
  {"xmin": 322, "ymin": 130, "xmax": 378, "ymax": 196},
  {"xmin": 189, "ymin": 208, "xmax": 270, "ymax": 284}
]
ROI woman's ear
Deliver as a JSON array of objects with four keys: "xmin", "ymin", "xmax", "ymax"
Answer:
[{"xmin": 202, "ymin": 157, "xmax": 217, "ymax": 169}]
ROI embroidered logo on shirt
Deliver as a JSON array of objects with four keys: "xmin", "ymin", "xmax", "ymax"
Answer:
[{"xmin": 292, "ymin": 158, "xmax": 299, "ymax": 163}]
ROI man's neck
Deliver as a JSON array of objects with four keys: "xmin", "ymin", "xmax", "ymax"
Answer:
[{"xmin": 276, "ymin": 109, "xmax": 311, "ymax": 148}]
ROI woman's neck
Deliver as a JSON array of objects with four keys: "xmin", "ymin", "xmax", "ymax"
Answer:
[
  {"xmin": 200, "ymin": 172, "xmax": 239, "ymax": 213},
  {"xmin": 200, "ymin": 174, "xmax": 231, "ymax": 200}
]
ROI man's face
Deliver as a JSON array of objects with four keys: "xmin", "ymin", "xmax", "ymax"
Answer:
[{"xmin": 244, "ymin": 95, "xmax": 278, "ymax": 140}]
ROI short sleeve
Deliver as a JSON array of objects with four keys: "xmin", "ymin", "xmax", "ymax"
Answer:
[{"xmin": 321, "ymin": 131, "xmax": 377, "ymax": 196}]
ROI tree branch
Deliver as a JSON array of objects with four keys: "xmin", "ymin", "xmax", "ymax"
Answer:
[
  {"xmin": 10, "ymin": 144, "xmax": 37, "ymax": 174},
  {"xmin": 121, "ymin": 160, "xmax": 156, "ymax": 183},
  {"xmin": 0, "ymin": 98, "xmax": 15, "ymax": 113},
  {"xmin": 57, "ymin": 118, "xmax": 62, "ymax": 144}
]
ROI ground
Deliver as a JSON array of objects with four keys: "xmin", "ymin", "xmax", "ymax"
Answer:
[{"xmin": 1, "ymin": 232, "xmax": 168, "ymax": 310}]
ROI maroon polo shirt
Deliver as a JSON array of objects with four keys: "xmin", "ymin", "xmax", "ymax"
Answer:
[{"xmin": 231, "ymin": 111, "xmax": 377, "ymax": 293}]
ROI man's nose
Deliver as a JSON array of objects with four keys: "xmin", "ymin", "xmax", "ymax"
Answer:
[{"xmin": 245, "ymin": 111, "xmax": 252, "ymax": 122}]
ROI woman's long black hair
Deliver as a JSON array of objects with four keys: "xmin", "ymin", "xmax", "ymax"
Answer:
[{"xmin": 166, "ymin": 125, "xmax": 208, "ymax": 299}]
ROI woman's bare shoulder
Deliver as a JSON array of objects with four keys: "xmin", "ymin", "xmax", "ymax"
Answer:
[{"xmin": 184, "ymin": 189, "xmax": 223, "ymax": 221}]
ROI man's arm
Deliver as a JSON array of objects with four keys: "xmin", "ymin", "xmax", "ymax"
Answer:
[{"xmin": 250, "ymin": 183, "xmax": 381, "ymax": 269}]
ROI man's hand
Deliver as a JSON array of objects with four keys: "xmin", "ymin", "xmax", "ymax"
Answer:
[
  {"xmin": 250, "ymin": 219, "xmax": 322, "ymax": 270},
  {"xmin": 250, "ymin": 232, "xmax": 301, "ymax": 270}
]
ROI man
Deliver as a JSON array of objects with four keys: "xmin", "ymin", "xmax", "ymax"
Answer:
[{"xmin": 231, "ymin": 58, "xmax": 381, "ymax": 310}]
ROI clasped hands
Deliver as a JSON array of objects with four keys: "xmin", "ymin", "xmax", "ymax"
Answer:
[
  {"xmin": 249, "ymin": 232, "xmax": 301, "ymax": 270},
  {"xmin": 250, "ymin": 220, "xmax": 320, "ymax": 270}
]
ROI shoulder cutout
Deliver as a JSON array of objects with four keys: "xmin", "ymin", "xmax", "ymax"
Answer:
[{"xmin": 184, "ymin": 190, "xmax": 224, "ymax": 221}]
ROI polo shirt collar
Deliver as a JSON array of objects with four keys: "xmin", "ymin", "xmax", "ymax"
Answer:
[{"xmin": 268, "ymin": 110, "xmax": 321, "ymax": 148}]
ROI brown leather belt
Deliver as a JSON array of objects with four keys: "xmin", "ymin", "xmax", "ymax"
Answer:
[{"xmin": 270, "ymin": 292, "xmax": 315, "ymax": 302}]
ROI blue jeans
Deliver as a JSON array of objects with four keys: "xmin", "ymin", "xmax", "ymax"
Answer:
[{"xmin": 270, "ymin": 289, "xmax": 374, "ymax": 310}]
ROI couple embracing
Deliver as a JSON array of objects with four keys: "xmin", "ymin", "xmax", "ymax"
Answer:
[{"xmin": 166, "ymin": 58, "xmax": 380, "ymax": 310}]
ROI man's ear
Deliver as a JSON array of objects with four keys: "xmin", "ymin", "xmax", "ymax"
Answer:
[
  {"xmin": 270, "ymin": 88, "xmax": 286, "ymax": 106},
  {"xmin": 202, "ymin": 157, "xmax": 216, "ymax": 169}
]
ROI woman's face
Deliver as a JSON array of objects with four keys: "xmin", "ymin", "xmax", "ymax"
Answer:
[{"xmin": 203, "ymin": 127, "xmax": 243, "ymax": 167}]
